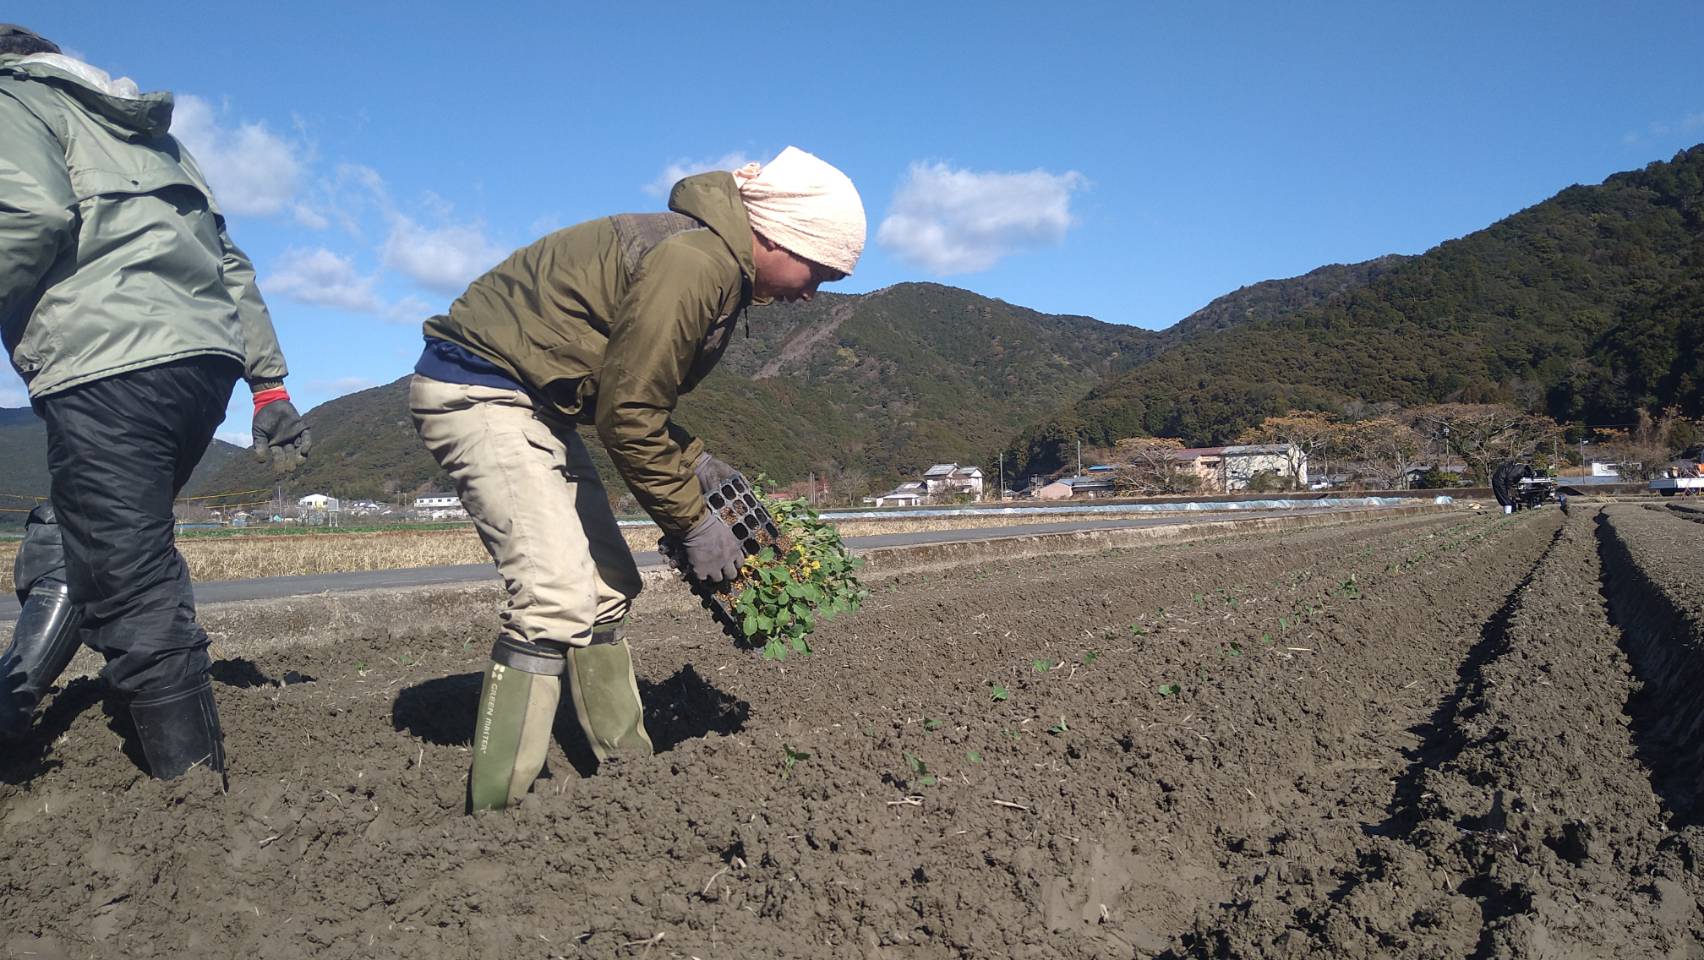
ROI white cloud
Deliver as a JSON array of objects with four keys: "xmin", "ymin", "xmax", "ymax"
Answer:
[
  {"xmin": 1623, "ymin": 110, "xmax": 1704, "ymax": 146},
  {"xmin": 304, "ymin": 376, "xmax": 378, "ymax": 396},
  {"xmin": 1, "ymin": 385, "xmax": 28, "ymax": 408},
  {"xmin": 876, "ymin": 162, "xmax": 1088, "ymax": 274},
  {"xmin": 384, "ymin": 294, "xmax": 440, "ymax": 326},
  {"xmin": 171, "ymin": 94, "xmax": 303, "ymax": 217},
  {"xmin": 380, "ymin": 216, "xmax": 506, "ymax": 295},
  {"xmin": 528, "ymin": 213, "xmax": 566, "ymax": 236},
  {"xmin": 292, "ymin": 204, "xmax": 330, "ymax": 230},
  {"xmin": 215, "ymin": 429, "xmax": 254, "ymax": 449},
  {"xmin": 263, "ymin": 247, "xmax": 383, "ymax": 313},
  {"xmin": 644, "ymin": 152, "xmax": 756, "ymax": 197}
]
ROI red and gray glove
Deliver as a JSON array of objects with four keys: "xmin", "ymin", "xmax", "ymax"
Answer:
[
  {"xmin": 680, "ymin": 510, "xmax": 743, "ymax": 585},
  {"xmin": 250, "ymin": 382, "xmax": 311, "ymax": 472}
]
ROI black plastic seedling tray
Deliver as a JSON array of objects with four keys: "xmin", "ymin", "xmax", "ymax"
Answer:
[{"xmin": 658, "ymin": 471, "xmax": 789, "ymax": 645}]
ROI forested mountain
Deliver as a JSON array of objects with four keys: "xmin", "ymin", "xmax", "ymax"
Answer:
[
  {"xmin": 1008, "ymin": 144, "xmax": 1704, "ymax": 477},
  {"xmin": 185, "ymin": 283, "xmax": 1153, "ymax": 501}
]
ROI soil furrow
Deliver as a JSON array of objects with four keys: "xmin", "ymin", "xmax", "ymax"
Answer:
[{"xmin": 3, "ymin": 507, "xmax": 1702, "ymax": 959}]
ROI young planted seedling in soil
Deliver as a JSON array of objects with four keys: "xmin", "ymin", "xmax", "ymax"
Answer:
[
  {"xmin": 904, "ymin": 752, "xmax": 937, "ymax": 787},
  {"xmin": 779, "ymin": 744, "xmax": 811, "ymax": 779}
]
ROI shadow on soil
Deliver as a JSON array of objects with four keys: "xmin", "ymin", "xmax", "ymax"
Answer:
[
  {"xmin": 1371, "ymin": 524, "xmax": 1560, "ymax": 840},
  {"xmin": 0, "ymin": 677, "xmax": 107, "ymax": 785},
  {"xmin": 209, "ymin": 657, "xmax": 317, "ymax": 689},
  {"xmin": 1594, "ymin": 513, "xmax": 1704, "ymax": 827},
  {"xmin": 390, "ymin": 664, "xmax": 748, "ymax": 776}
]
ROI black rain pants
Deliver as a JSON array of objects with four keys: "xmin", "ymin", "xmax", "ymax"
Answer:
[{"xmin": 39, "ymin": 356, "xmax": 240, "ymax": 696}]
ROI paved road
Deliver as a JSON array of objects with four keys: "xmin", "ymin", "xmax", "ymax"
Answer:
[{"xmin": 0, "ymin": 508, "xmax": 1346, "ymax": 620}]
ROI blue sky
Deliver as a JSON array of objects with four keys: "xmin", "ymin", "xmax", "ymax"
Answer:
[{"xmin": 5, "ymin": 1, "xmax": 1703, "ymax": 447}]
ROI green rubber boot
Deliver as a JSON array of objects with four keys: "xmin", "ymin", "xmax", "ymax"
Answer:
[
  {"xmin": 468, "ymin": 636, "xmax": 565, "ymax": 812},
  {"xmin": 567, "ymin": 625, "xmax": 653, "ymax": 763}
]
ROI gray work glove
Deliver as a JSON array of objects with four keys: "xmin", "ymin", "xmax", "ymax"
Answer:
[
  {"xmin": 252, "ymin": 394, "xmax": 312, "ymax": 472},
  {"xmin": 692, "ymin": 451, "xmax": 738, "ymax": 493},
  {"xmin": 680, "ymin": 510, "xmax": 743, "ymax": 585}
]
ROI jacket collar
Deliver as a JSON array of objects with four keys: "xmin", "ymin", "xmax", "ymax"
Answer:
[{"xmin": 1, "ymin": 53, "xmax": 173, "ymax": 138}]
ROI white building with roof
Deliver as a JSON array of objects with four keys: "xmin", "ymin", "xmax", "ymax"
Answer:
[{"xmin": 921, "ymin": 463, "xmax": 984, "ymax": 500}]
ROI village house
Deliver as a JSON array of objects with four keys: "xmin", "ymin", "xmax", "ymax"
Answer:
[
  {"xmin": 412, "ymin": 492, "xmax": 468, "ymax": 519},
  {"xmin": 871, "ymin": 481, "xmax": 927, "ymax": 507},
  {"xmin": 1172, "ymin": 444, "xmax": 1306, "ymax": 492},
  {"xmin": 297, "ymin": 493, "xmax": 341, "ymax": 512},
  {"xmin": 1032, "ymin": 475, "xmax": 1115, "ymax": 500},
  {"xmin": 871, "ymin": 463, "xmax": 985, "ymax": 507},
  {"xmin": 921, "ymin": 463, "xmax": 984, "ymax": 500}
]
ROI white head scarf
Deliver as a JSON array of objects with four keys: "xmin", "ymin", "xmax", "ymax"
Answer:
[{"xmin": 732, "ymin": 146, "xmax": 865, "ymax": 275}]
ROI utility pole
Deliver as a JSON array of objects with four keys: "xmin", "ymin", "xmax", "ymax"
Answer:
[
  {"xmin": 998, "ymin": 452, "xmax": 1004, "ymax": 501},
  {"xmin": 1076, "ymin": 439, "xmax": 1082, "ymax": 478}
]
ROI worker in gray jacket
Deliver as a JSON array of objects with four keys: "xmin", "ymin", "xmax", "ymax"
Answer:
[{"xmin": 0, "ymin": 25, "xmax": 309, "ymax": 777}]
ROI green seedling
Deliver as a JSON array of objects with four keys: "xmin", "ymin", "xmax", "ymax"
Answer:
[
  {"xmin": 1032, "ymin": 658, "xmax": 1053, "ymax": 674},
  {"xmin": 1004, "ymin": 728, "xmax": 1021, "ymax": 741},
  {"xmin": 1129, "ymin": 624, "xmax": 1147, "ymax": 637},
  {"xmin": 726, "ymin": 479, "xmax": 867, "ymax": 661},
  {"xmin": 1082, "ymin": 650, "xmax": 1100, "ymax": 665},
  {"xmin": 905, "ymin": 752, "xmax": 937, "ymax": 787},
  {"xmin": 1047, "ymin": 717, "xmax": 1069, "ymax": 735},
  {"xmin": 1261, "ymin": 632, "xmax": 1274, "ymax": 646},
  {"xmin": 1192, "ymin": 592, "xmax": 1206, "ymax": 607},
  {"xmin": 989, "ymin": 683, "xmax": 1010, "ymax": 702},
  {"xmin": 923, "ymin": 718, "xmax": 943, "ymax": 731},
  {"xmin": 1225, "ymin": 642, "xmax": 1243, "ymax": 657},
  {"xmin": 780, "ymin": 744, "xmax": 810, "ymax": 779},
  {"xmin": 1157, "ymin": 682, "xmax": 1181, "ymax": 697},
  {"xmin": 966, "ymin": 750, "xmax": 984, "ymax": 764}
]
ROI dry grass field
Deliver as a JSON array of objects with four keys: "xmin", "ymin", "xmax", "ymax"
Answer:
[{"xmin": 1, "ymin": 510, "xmax": 1156, "ymax": 590}]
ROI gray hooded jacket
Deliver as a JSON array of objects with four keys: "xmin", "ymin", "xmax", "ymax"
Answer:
[{"xmin": 0, "ymin": 53, "xmax": 287, "ymax": 399}]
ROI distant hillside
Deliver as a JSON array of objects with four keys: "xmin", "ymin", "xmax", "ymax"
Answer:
[
  {"xmin": 1152, "ymin": 255, "xmax": 1409, "ymax": 349},
  {"xmin": 1009, "ymin": 144, "xmax": 1704, "ymax": 477},
  {"xmin": 0, "ymin": 406, "xmax": 246, "ymax": 526},
  {"xmin": 188, "ymin": 283, "xmax": 1154, "ymax": 501}
]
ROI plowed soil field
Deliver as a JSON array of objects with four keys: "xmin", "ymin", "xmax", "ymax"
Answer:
[{"xmin": 4, "ymin": 503, "xmax": 1703, "ymax": 959}]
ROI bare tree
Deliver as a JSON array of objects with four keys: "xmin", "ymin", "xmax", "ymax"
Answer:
[
  {"xmin": 1412, "ymin": 403, "xmax": 1562, "ymax": 485},
  {"xmin": 1237, "ymin": 412, "xmax": 1343, "ymax": 488},
  {"xmin": 1342, "ymin": 417, "xmax": 1428, "ymax": 489},
  {"xmin": 1088, "ymin": 438, "xmax": 1202, "ymax": 495}
]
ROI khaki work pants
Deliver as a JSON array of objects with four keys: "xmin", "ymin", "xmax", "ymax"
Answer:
[{"xmin": 409, "ymin": 375, "xmax": 642, "ymax": 646}]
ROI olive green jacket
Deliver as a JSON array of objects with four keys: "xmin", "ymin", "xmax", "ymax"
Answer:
[
  {"xmin": 0, "ymin": 54, "xmax": 288, "ymax": 400},
  {"xmin": 423, "ymin": 172, "xmax": 760, "ymax": 536}
]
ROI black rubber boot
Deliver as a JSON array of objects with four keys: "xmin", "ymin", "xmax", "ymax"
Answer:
[
  {"xmin": 129, "ymin": 675, "xmax": 225, "ymax": 779},
  {"xmin": 0, "ymin": 580, "xmax": 84, "ymax": 740}
]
